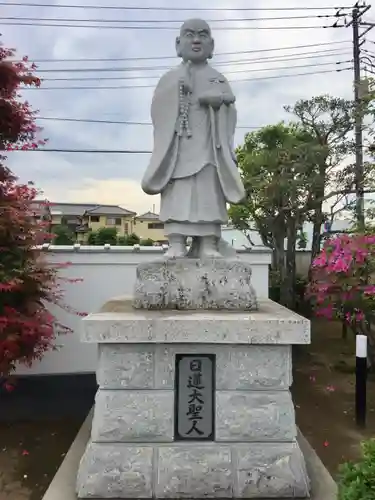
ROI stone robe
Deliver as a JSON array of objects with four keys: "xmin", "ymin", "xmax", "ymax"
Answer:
[{"xmin": 141, "ymin": 62, "xmax": 245, "ymax": 237}]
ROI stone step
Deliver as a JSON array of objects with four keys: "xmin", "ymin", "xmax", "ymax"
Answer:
[{"xmin": 77, "ymin": 441, "xmax": 310, "ymax": 499}]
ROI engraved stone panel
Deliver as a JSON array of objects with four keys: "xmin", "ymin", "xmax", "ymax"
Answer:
[
  {"xmin": 97, "ymin": 344, "xmax": 154, "ymax": 389},
  {"xmin": 156, "ymin": 446, "xmax": 232, "ymax": 498},
  {"xmin": 217, "ymin": 345, "xmax": 292, "ymax": 390},
  {"xmin": 216, "ymin": 392, "xmax": 296, "ymax": 441},
  {"xmin": 234, "ymin": 442, "xmax": 310, "ymax": 498},
  {"xmin": 76, "ymin": 442, "xmax": 153, "ymax": 498},
  {"xmin": 91, "ymin": 390, "xmax": 173, "ymax": 442}
]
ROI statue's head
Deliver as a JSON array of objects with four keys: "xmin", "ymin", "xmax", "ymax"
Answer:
[{"xmin": 176, "ymin": 18, "xmax": 214, "ymax": 63}]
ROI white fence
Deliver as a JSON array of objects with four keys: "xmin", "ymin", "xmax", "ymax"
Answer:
[{"xmin": 15, "ymin": 246, "xmax": 272, "ymax": 376}]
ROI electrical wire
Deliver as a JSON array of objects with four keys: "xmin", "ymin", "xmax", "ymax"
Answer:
[
  {"xmin": 2, "ymin": 2, "xmax": 354, "ymax": 11},
  {"xmin": 35, "ymin": 54, "xmax": 350, "ymax": 74},
  {"xmin": 39, "ymin": 56, "xmax": 354, "ymax": 83},
  {"xmin": 36, "ymin": 116, "xmax": 260, "ymax": 129},
  {"xmin": 0, "ymin": 14, "xmax": 345, "ymax": 23},
  {"xmin": 38, "ymin": 60, "xmax": 350, "ymax": 82},
  {"xmin": 17, "ymin": 40, "xmax": 351, "ymax": 63},
  {"xmin": 21, "ymin": 66, "xmax": 353, "ymax": 91},
  {"xmin": 363, "ymin": 48, "xmax": 375, "ymax": 58},
  {"xmin": 9, "ymin": 148, "xmax": 153, "ymax": 153},
  {"xmin": 1, "ymin": 21, "xmax": 337, "ymax": 30}
]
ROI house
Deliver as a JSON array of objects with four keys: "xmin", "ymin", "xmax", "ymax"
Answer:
[
  {"xmin": 30, "ymin": 201, "xmax": 136, "ymax": 243},
  {"xmin": 133, "ymin": 211, "xmax": 167, "ymax": 243}
]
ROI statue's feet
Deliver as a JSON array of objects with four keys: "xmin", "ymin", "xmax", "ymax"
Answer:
[
  {"xmin": 164, "ymin": 245, "xmax": 186, "ymax": 258},
  {"xmin": 164, "ymin": 235, "xmax": 186, "ymax": 258},
  {"xmin": 200, "ymin": 236, "xmax": 222, "ymax": 259}
]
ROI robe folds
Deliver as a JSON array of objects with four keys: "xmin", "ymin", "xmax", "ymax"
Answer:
[{"xmin": 141, "ymin": 62, "xmax": 245, "ymax": 237}]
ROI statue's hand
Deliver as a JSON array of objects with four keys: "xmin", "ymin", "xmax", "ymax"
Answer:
[
  {"xmin": 198, "ymin": 90, "xmax": 223, "ymax": 109},
  {"xmin": 222, "ymin": 92, "xmax": 236, "ymax": 105}
]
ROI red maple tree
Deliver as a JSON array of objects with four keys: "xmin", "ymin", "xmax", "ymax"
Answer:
[{"xmin": 0, "ymin": 40, "xmax": 82, "ymax": 385}]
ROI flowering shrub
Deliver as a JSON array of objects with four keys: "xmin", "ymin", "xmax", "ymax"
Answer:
[
  {"xmin": 0, "ymin": 40, "xmax": 84, "ymax": 383},
  {"xmin": 338, "ymin": 438, "xmax": 375, "ymax": 500},
  {"xmin": 0, "ymin": 46, "xmax": 44, "ymax": 151},
  {"xmin": 307, "ymin": 233, "xmax": 375, "ymax": 333}
]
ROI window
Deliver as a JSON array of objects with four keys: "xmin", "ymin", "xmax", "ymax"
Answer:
[
  {"xmin": 90, "ymin": 216, "xmax": 100, "ymax": 223},
  {"xmin": 106, "ymin": 217, "xmax": 122, "ymax": 226},
  {"xmin": 148, "ymin": 223, "xmax": 164, "ymax": 229}
]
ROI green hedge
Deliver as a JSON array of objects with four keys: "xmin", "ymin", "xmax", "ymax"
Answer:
[{"xmin": 338, "ymin": 439, "xmax": 375, "ymax": 500}]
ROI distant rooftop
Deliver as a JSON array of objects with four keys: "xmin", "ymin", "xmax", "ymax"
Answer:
[
  {"xmin": 135, "ymin": 211, "xmax": 160, "ymax": 220},
  {"xmin": 32, "ymin": 201, "xmax": 136, "ymax": 217}
]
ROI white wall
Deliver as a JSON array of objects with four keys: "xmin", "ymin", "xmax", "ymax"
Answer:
[{"xmin": 15, "ymin": 246, "xmax": 272, "ymax": 376}]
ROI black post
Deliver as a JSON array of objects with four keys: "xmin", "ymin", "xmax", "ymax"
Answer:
[{"xmin": 355, "ymin": 334, "xmax": 367, "ymax": 428}]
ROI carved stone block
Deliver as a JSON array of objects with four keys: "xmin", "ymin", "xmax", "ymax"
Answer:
[{"xmin": 133, "ymin": 258, "xmax": 258, "ymax": 310}]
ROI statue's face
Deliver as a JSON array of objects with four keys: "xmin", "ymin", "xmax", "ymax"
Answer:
[{"xmin": 176, "ymin": 19, "xmax": 214, "ymax": 63}]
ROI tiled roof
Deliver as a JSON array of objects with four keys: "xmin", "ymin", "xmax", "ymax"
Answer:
[
  {"xmin": 86, "ymin": 205, "xmax": 136, "ymax": 216},
  {"xmin": 29, "ymin": 201, "xmax": 51, "ymax": 216},
  {"xmin": 33, "ymin": 201, "xmax": 136, "ymax": 216},
  {"xmin": 135, "ymin": 211, "xmax": 160, "ymax": 220}
]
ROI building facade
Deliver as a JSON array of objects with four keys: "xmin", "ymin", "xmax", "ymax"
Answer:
[
  {"xmin": 31, "ymin": 201, "xmax": 136, "ymax": 243},
  {"xmin": 133, "ymin": 211, "xmax": 166, "ymax": 243}
]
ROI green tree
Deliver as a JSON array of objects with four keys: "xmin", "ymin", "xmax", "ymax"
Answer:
[
  {"xmin": 140, "ymin": 238, "xmax": 154, "ymax": 246},
  {"xmin": 88, "ymin": 227, "xmax": 117, "ymax": 245},
  {"xmin": 117, "ymin": 233, "xmax": 141, "ymax": 245},
  {"xmin": 126, "ymin": 233, "xmax": 140, "ymax": 245},
  {"xmin": 87, "ymin": 231, "xmax": 97, "ymax": 245},
  {"xmin": 284, "ymin": 95, "xmax": 354, "ymax": 263},
  {"xmin": 229, "ymin": 122, "xmax": 325, "ymax": 309},
  {"xmin": 52, "ymin": 224, "xmax": 75, "ymax": 245},
  {"xmin": 117, "ymin": 235, "xmax": 127, "ymax": 245}
]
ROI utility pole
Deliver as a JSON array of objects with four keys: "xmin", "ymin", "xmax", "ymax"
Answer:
[
  {"xmin": 345, "ymin": 2, "xmax": 372, "ymax": 230},
  {"xmin": 353, "ymin": 6, "xmax": 365, "ymax": 229}
]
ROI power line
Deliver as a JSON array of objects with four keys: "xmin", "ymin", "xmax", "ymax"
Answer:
[
  {"xmin": 38, "ymin": 60, "xmax": 350, "ymax": 82},
  {"xmin": 18, "ymin": 40, "xmax": 351, "ymax": 62},
  {"xmin": 36, "ymin": 49, "xmax": 350, "ymax": 76},
  {"xmin": 363, "ymin": 48, "xmax": 375, "ymax": 58},
  {"xmin": 1, "ymin": 21, "xmax": 335, "ymax": 30},
  {"xmin": 9, "ymin": 148, "xmax": 153, "ymax": 153},
  {"xmin": 21, "ymin": 67, "xmax": 353, "ymax": 91},
  {"xmin": 35, "ymin": 116, "xmax": 270, "ymax": 130},
  {"xmin": 0, "ymin": 14, "xmax": 344, "ymax": 23},
  {"xmin": 2, "ymin": 2, "xmax": 353, "ymax": 11}
]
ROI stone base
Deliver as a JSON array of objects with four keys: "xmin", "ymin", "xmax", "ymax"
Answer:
[
  {"xmin": 77, "ymin": 300, "xmax": 311, "ymax": 499},
  {"xmin": 132, "ymin": 258, "xmax": 258, "ymax": 310},
  {"xmin": 77, "ymin": 441, "xmax": 310, "ymax": 499}
]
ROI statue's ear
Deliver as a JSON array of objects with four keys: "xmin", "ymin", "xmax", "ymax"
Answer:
[
  {"xmin": 175, "ymin": 36, "xmax": 182, "ymax": 57},
  {"xmin": 208, "ymin": 37, "xmax": 215, "ymax": 59}
]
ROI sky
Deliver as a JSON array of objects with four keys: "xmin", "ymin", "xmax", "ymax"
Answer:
[{"xmin": 2, "ymin": 0, "xmax": 361, "ymax": 215}]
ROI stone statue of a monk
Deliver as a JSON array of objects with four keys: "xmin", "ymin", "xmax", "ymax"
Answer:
[{"xmin": 141, "ymin": 18, "xmax": 245, "ymax": 258}]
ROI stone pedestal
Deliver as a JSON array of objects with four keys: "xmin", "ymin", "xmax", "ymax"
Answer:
[
  {"xmin": 76, "ymin": 298, "xmax": 311, "ymax": 499},
  {"xmin": 133, "ymin": 258, "xmax": 258, "ymax": 310}
]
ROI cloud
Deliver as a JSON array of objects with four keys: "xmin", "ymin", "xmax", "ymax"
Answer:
[
  {"xmin": 3, "ymin": 0, "xmax": 356, "ymax": 214},
  {"xmin": 45, "ymin": 177, "xmax": 160, "ymax": 214}
]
